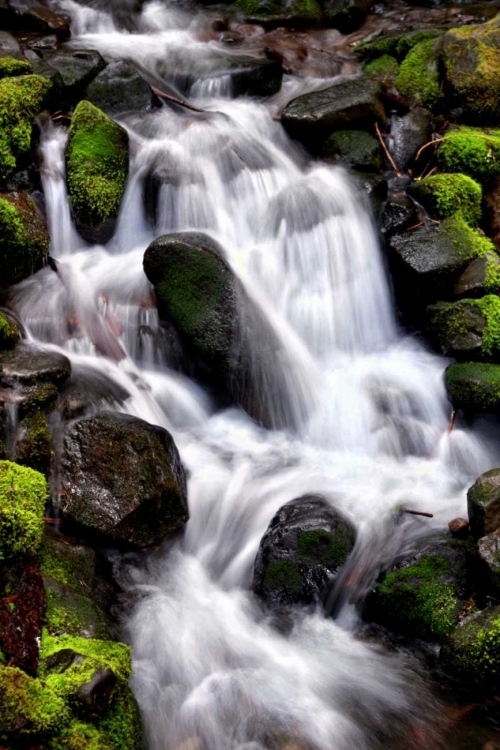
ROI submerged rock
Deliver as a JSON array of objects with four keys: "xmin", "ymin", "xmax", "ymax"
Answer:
[
  {"xmin": 427, "ymin": 296, "xmax": 500, "ymax": 361},
  {"xmin": 86, "ymin": 60, "xmax": 153, "ymax": 116},
  {"xmin": 60, "ymin": 412, "xmax": 188, "ymax": 548},
  {"xmin": 467, "ymin": 469, "xmax": 500, "ymax": 540},
  {"xmin": 65, "ymin": 100, "xmax": 129, "ymax": 244},
  {"xmin": 253, "ymin": 494, "xmax": 356, "ymax": 608},
  {"xmin": 445, "ymin": 362, "xmax": 500, "ymax": 415}
]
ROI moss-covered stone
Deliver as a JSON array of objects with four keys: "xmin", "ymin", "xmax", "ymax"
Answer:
[
  {"xmin": 0, "ymin": 191, "xmax": 49, "ymax": 288},
  {"xmin": 356, "ymin": 29, "xmax": 441, "ymax": 63},
  {"xmin": 0, "ymin": 74, "xmax": 51, "ymax": 182},
  {"xmin": 395, "ymin": 38, "xmax": 443, "ymax": 111},
  {"xmin": 445, "ymin": 362, "xmax": 500, "ymax": 414},
  {"xmin": 427, "ymin": 295, "xmax": 500, "ymax": 361},
  {"xmin": 14, "ymin": 411, "xmax": 51, "ymax": 475},
  {"xmin": 363, "ymin": 54, "xmax": 398, "ymax": 81},
  {"xmin": 408, "ymin": 173, "xmax": 482, "ymax": 227},
  {"xmin": 0, "ymin": 56, "xmax": 33, "ymax": 80},
  {"xmin": 65, "ymin": 101, "xmax": 129, "ymax": 244},
  {"xmin": 232, "ymin": 0, "xmax": 322, "ymax": 23},
  {"xmin": 454, "ymin": 253, "xmax": 500, "ymax": 298},
  {"xmin": 0, "ymin": 460, "xmax": 47, "ymax": 561},
  {"xmin": 0, "ymin": 312, "xmax": 20, "ymax": 349},
  {"xmin": 443, "ymin": 16, "xmax": 500, "ymax": 126},
  {"xmin": 441, "ymin": 605, "xmax": 500, "ymax": 694},
  {"xmin": 438, "ymin": 126, "xmax": 500, "ymax": 185},
  {"xmin": 0, "ymin": 664, "xmax": 68, "ymax": 740},
  {"xmin": 467, "ymin": 468, "xmax": 500, "ymax": 539},
  {"xmin": 322, "ymin": 129, "xmax": 383, "ymax": 171}
]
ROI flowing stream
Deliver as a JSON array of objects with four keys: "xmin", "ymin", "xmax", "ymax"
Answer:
[{"xmin": 10, "ymin": 1, "xmax": 500, "ymax": 748}]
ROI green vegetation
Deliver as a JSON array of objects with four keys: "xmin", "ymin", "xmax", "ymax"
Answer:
[
  {"xmin": 0, "ymin": 192, "xmax": 50, "ymax": 287},
  {"xmin": 442, "ymin": 215, "xmax": 495, "ymax": 259},
  {"xmin": 445, "ymin": 361, "xmax": 500, "ymax": 413},
  {"xmin": 364, "ymin": 54, "xmax": 398, "ymax": 80},
  {"xmin": 356, "ymin": 29, "xmax": 441, "ymax": 62},
  {"xmin": 477, "ymin": 295, "xmax": 500, "ymax": 355},
  {"xmin": 0, "ymin": 56, "xmax": 33, "ymax": 80},
  {"xmin": 262, "ymin": 559, "xmax": 303, "ymax": 596},
  {"xmin": 441, "ymin": 606, "xmax": 500, "ymax": 693},
  {"xmin": 0, "ymin": 665, "xmax": 68, "ymax": 740},
  {"xmin": 0, "ymin": 312, "xmax": 20, "ymax": 349},
  {"xmin": 438, "ymin": 126, "xmax": 500, "ymax": 184},
  {"xmin": 395, "ymin": 38, "xmax": 442, "ymax": 110},
  {"xmin": 0, "ymin": 460, "xmax": 47, "ymax": 561},
  {"xmin": 408, "ymin": 173, "xmax": 482, "ymax": 227},
  {"xmin": 485, "ymin": 254, "xmax": 500, "ymax": 293},
  {"xmin": 297, "ymin": 529, "xmax": 351, "ymax": 568},
  {"xmin": 232, "ymin": 0, "xmax": 322, "ymax": 21},
  {"xmin": 15, "ymin": 411, "xmax": 51, "ymax": 475}
]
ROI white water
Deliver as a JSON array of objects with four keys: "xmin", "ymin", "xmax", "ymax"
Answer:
[{"xmin": 12, "ymin": 1, "xmax": 500, "ymax": 748}]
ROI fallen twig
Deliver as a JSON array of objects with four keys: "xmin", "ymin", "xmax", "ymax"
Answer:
[
  {"xmin": 375, "ymin": 121, "xmax": 401, "ymax": 177},
  {"xmin": 400, "ymin": 509, "xmax": 434, "ymax": 518},
  {"xmin": 150, "ymin": 84, "xmax": 206, "ymax": 114},
  {"xmin": 415, "ymin": 137, "xmax": 443, "ymax": 162},
  {"xmin": 446, "ymin": 409, "xmax": 456, "ymax": 435},
  {"xmin": 406, "ymin": 221, "xmax": 424, "ymax": 231}
]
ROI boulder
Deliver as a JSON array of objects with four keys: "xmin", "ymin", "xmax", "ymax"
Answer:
[
  {"xmin": 395, "ymin": 38, "xmax": 443, "ymax": 111},
  {"xmin": 232, "ymin": 0, "xmax": 322, "ymax": 26},
  {"xmin": 40, "ymin": 48, "xmax": 105, "ymax": 103},
  {"xmin": 252, "ymin": 494, "xmax": 356, "ymax": 608},
  {"xmin": 0, "ymin": 460, "xmax": 47, "ymax": 561},
  {"xmin": 86, "ymin": 61, "xmax": 152, "ymax": 116},
  {"xmin": 367, "ymin": 534, "xmax": 476, "ymax": 641},
  {"xmin": 363, "ymin": 54, "xmax": 398, "ymax": 84},
  {"xmin": 322, "ymin": 129, "xmax": 382, "ymax": 171},
  {"xmin": 323, "ymin": 0, "xmax": 372, "ymax": 33},
  {"xmin": 467, "ymin": 469, "xmax": 500, "ymax": 539},
  {"xmin": 0, "ymin": 55, "xmax": 32, "ymax": 79},
  {"xmin": 0, "ymin": 665, "xmax": 67, "ymax": 742},
  {"xmin": 427, "ymin": 296, "xmax": 500, "ymax": 361},
  {"xmin": 353, "ymin": 170, "xmax": 387, "ymax": 215},
  {"xmin": 0, "ymin": 29, "xmax": 22, "ymax": 59},
  {"xmin": 407, "ymin": 173, "xmax": 482, "ymax": 227},
  {"xmin": 65, "ymin": 100, "xmax": 129, "ymax": 244},
  {"xmin": 478, "ymin": 530, "xmax": 500, "ymax": 596},
  {"xmin": 441, "ymin": 605, "xmax": 500, "ymax": 695},
  {"xmin": 390, "ymin": 107, "xmax": 433, "ymax": 172},
  {"xmin": 454, "ymin": 254, "xmax": 500, "ymax": 299},
  {"xmin": 378, "ymin": 199, "xmax": 418, "ymax": 239},
  {"xmin": 60, "ymin": 412, "xmax": 188, "ymax": 548},
  {"xmin": 448, "ymin": 518, "xmax": 469, "ymax": 540},
  {"xmin": 0, "ymin": 311, "xmax": 20, "ymax": 348},
  {"xmin": 22, "ymin": 6, "xmax": 71, "ymax": 40},
  {"xmin": 281, "ymin": 76, "xmax": 384, "ymax": 148},
  {"xmin": 355, "ymin": 29, "xmax": 441, "ymax": 64},
  {"xmin": 437, "ymin": 126, "xmax": 500, "ymax": 186},
  {"xmin": 0, "ymin": 343, "xmax": 71, "ymax": 386},
  {"xmin": 0, "ymin": 192, "xmax": 49, "ymax": 286},
  {"xmin": 445, "ymin": 362, "xmax": 500, "ymax": 415},
  {"xmin": 442, "ymin": 16, "xmax": 500, "ymax": 126}
]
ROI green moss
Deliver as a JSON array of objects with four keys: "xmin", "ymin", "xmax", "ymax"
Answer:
[
  {"xmin": 485, "ymin": 254, "xmax": 500, "ymax": 293},
  {"xmin": 50, "ymin": 720, "xmax": 108, "ymax": 750},
  {"xmin": 364, "ymin": 54, "xmax": 399, "ymax": 80},
  {"xmin": 441, "ymin": 606, "xmax": 500, "ymax": 692},
  {"xmin": 0, "ymin": 665, "xmax": 68, "ymax": 740},
  {"xmin": 0, "ymin": 192, "xmax": 50, "ymax": 288},
  {"xmin": 232, "ymin": 0, "xmax": 321, "ymax": 20},
  {"xmin": 0, "ymin": 460, "xmax": 47, "ymax": 561},
  {"xmin": 297, "ymin": 529, "xmax": 351, "ymax": 568},
  {"xmin": 438, "ymin": 126, "xmax": 500, "ymax": 185},
  {"xmin": 98, "ymin": 686, "xmax": 143, "ymax": 750},
  {"xmin": 41, "ymin": 634, "xmax": 132, "ymax": 682},
  {"xmin": 396, "ymin": 38, "xmax": 443, "ymax": 110},
  {"xmin": 476, "ymin": 295, "xmax": 500, "ymax": 355},
  {"xmin": 65, "ymin": 101, "xmax": 128, "ymax": 232},
  {"xmin": 262, "ymin": 559, "xmax": 302, "ymax": 596},
  {"xmin": 0, "ymin": 56, "xmax": 33, "ymax": 80},
  {"xmin": 442, "ymin": 215, "xmax": 495, "ymax": 258},
  {"xmin": 356, "ymin": 29, "xmax": 441, "ymax": 62},
  {"xmin": 15, "ymin": 411, "xmax": 51, "ymax": 475},
  {"xmin": 445, "ymin": 361, "xmax": 500, "ymax": 412},
  {"xmin": 408, "ymin": 173, "xmax": 482, "ymax": 226},
  {"xmin": 0, "ymin": 312, "xmax": 19, "ymax": 349},
  {"xmin": 0, "ymin": 74, "xmax": 51, "ymax": 181},
  {"xmin": 377, "ymin": 555, "xmax": 459, "ymax": 640}
]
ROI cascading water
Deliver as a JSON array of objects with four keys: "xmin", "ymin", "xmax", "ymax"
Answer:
[{"xmin": 9, "ymin": 1, "xmax": 500, "ymax": 748}]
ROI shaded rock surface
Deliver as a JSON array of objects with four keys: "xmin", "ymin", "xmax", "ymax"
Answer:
[
  {"xmin": 445, "ymin": 362, "xmax": 500, "ymax": 415},
  {"xmin": 322, "ymin": 128, "xmax": 382, "ymax": 171},
  {"xmin": 478, "ymin": 530, "xmax": 500, "ymax": 596},
  {"xmin": 0, "ymin": 343, "xmax": 71, "ymax": 386},
  {"xmin": 454, "ymin": 254, "xmax": 500, "ymax": 299},
  {"xmin": 468, "ymin": 468, "xmax": 500, "ymax": 540},
  {"xmin": 0, "ymin": 192, "xmax": 49, "ymax": 285},
  {"xmin": 40, "ymin": 48, "xmax": 106, "ymax": 102},
  {"xmin": 390, "ymin": 107, "xmax": 433, "ymax": 172},
  {"xmin": 86, "ymin": 60, "xmax": 153, "ymax": 115}
]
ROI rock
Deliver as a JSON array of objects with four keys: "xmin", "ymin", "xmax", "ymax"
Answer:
[
  {"xmin": 281, "ymin": 76, "xmax": 385, "ymax": 148},
  {"xmin": 0, "ymin": 192, "xmax": 49, "ymax": 286},
  {"xmin": 478, "ymin": 530, "xmax": 500, "ymax": 596},
  {"xmin": 353, "ymin": 170, "xmax": 387, "ymax": 215},
  {"xmin": 27, "ymin": 34, "xmax": 59, "ymax": 51},
  {"xmin": 363, "ymin": 54, "xmax": 398, "ymax": 83},
  {"xmin": 378, "ymin": 199, "xmax": 418, "ymax": 238},
  {"xmin": 438, "ymin": 126, "xmax": 500, "ymax": 186},
  {"xmin": 396, "ymin": 38, "xmax": 443, "ymax": 111},
  {"xmin": 22, "ymin": 6, "xmax": 71, "ymax": 40},
  {"xmin": 390, "ymin": 107, "xmax": 433, "ymax": 172},
  {"xmin": 445, "ymin": 362, "xmax": 500, "ymax": 415},
  {"xmin": 323, "ymin": 0, "xmax": 372, "ymax": 34},
  {"xmin": 65, "ymin": 100, "xmax": 129, "ymax": 244},
  {"xmin": 0, "ymin": 55, "xmax": 32, "ymax": 79},
  {"xmin": 40, "ymin": 48, "xmax": 106, "ymax": 103},
  {"xmin": 407, "ymin": 173, "xmax": 482, "ymax": 227},
  {"xmin": 0, "ymin": 1, "xmax": 18, "ymax": 29},
  {"xmin": 252, "ymin": 494, "xmax": 356, "ymax": 608},
  {"xmin": 388, "ymin": 217, "xmax": 495, "ymax": 316},
  {"xmin": 427, "ymin": 296, "xmax": 500, "ymax": 362},
  {"xmin": 322, "ymin": 129, "xmax": 382, "ymax": 171},
  {"xmin": 467, "ymin": 469, "xmax": 500, "ymax": 539},
  {"xmin": 171, "ymin": 52, "xmax": 284, "ymax": 97},
  {"xmin": 442, "ymin": 17, "xmax": 500, "ymax": 126},
  {"xmin": 484, "ymin": 176, "xmax": 500, "ymax": 249},
  {"xmin": 77, "ymin": 667, "xmax": 117, "ymax": 714},
  {"xmin": 86, "ymin": 61, "xmax": 152, "ymax": 116},
  {"xmin": 0, "ymin": 343, "xmax": 71, "ymax": 386},
  {"xmin": 367, "ymin": 534, "xmax": 476, "ymax": 641},
  {"xmin": 441, "ymin": 606, "xmax": 500, "ymax": 695},
  {"xmin": 0, "ymin": 75, "xmax": 52, "ymax": 183},
  {"xmin": 0, "ymin": 29, "xmax": 22, "ymax": 59},
  {"xmin": 0, "ymin": 311, "xmax": 20, "ymax": 348},
  {"xmin": 0, "ymin": 460, "xmax": 47, "ymax": 561},
  {"xmin": 13, "ymin": 410, "xmax": 51, "ymax": 475},
  {"xmin": 60, "ymin": 412, "xmax": 188, "ymax": 548},
  {"xmin": 449, "ymin": 518, "xmax": 469, "ymax": 539},
  {"xmin": 454, "ymin": 254, "xmax": 500, "ymax": 299},
  {"xmin": 0, "ymin": 665, "xmax": 67, "ymax": 741},
  {"xmin": 356, "ymin": 29, "xmax": 441, "ymax": 64},
  {"xmin": 233, "ymin": 0, "xmax": 322, "ymax": 25}
]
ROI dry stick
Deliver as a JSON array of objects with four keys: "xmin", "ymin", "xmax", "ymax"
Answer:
[
  {"xmin": 415, "ymin": 137, "xmax": 443, "ymax": 162},
  {"xmin": 150, "ymin": 84, "xmax": 206, "ymax": 114},
  {"xmin": 406, "ymin": 221, "xmax": 424, "ymax": 231},
  {"xmin": 375, "ymin": 121, "xmax": 401, "ymax": 177},
  {"xmin": 400, "ymin": 509, "xmax": 434, "ymax": 518},
  {"xmin": 447, "ymin": 409, "xmax": 456, "ymax": 435}
]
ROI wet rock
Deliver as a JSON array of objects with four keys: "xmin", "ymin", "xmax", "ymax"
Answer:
[
  {"xmin": 478, "ymin": 530, "xmax": 500, "ymax": 596},
  {"xmin": 353, "ymin": 171, "xmax": 387, "ymax": 215},
  {"xmin": 0, "ymin": 192, "xmax": 49, "ymax": 284},
  {"xmin": 449, "ymin": 518, "xmax": 469, "ymax": 539},
  {"xmin": 86, "ymin": 61, "xmax": 153, "ymax": 116},
  {"xmin": 356, "ymin": 29, "xmax": 441, "ymax": 64},
  {"xmin": 322, "ymin": 129, "xmax": 382, "ymax": 171},
  {"xmin": 281, "ymin": 76, "xmax": 385, "ymax": 149},
  {"xmin": 76, "ymin": 666, "xmax": 117, "ymax": 714},
  {"xmin": 253, "ymin": 494, "xmax": 356, "ymax": 608},
  {"xmin": 390, "ymin": 107, "xmax": 433, "ymax": 172},
  {"xmin": 445, "ymin": 362, "xmax": 500, "ymax": 416},
  {"xmin": 442, "ymin": 16, "xmax": 500, "ymax": 126},
  {"xmin": 441, "ymin": 605, "xmax": 500, "ymax": 695},
  {"xmin": 426, "ymin": 297, "xmax": 500, "ymax": 362},
  {"xmin": 27, "ymin": 34, "xmax": 59, "ymax": 51},
  {"xmin": 22, "ymin": 6, "xmax": 71, "ymax": 40},
  {"xmin": 65, "ymin": 100, "xmax": 129, "ymax": 244},
  {"xmin": 0, "ymin": 560, "xmax": 45, "ymax": 674},
  {"xmin": 378, "ymin": 199, "xmax": 418, "ymax": 239},
  {"xmin": 407, "ymin": 173, "xmax": 482, "ymax": 227},
  {"xmin": 0, "ymin": 311, "xmax": 20, "ymax": 349},
  {"xmin": 395, "ymin": 38, "xmax": 443, "ymax": 112},
  {"xmin": 323, "ymin": 0, "xmax": 372, "ymax": 33},
  {"xmin": 170, "ymin": 53, "xmax": 284, "ymax": 98},
  {"xmin": 367, "ymin": 534, "xmax": 476, "ymax": 642},
  {"xmin": 454, "ymin": 254, "xmax": 500, "ymax": 299},
  {"xmin": 13, "ymin": 410, "xmax": 51, "ymax": 475},
  {"xmin": 233, "ymin": 0, "xmax": 322, "ymax": 26},
  {"xmin": 60, "ymin": 412, "xmax": 188, "ymax": 548},
  {"xmin": 484, "ymin": 176, "xmax": 500, "ymax": 249},
  {"xmin": 40, "ymin": 48, "xmax": 106, "ymax": 103},
  {"xmin": 467, "ymin": 469, "xmax": 500, "ymax": 540},
  {"xmin": 0, "ymin": 343, "xmax": 71, "ymax": 387},
  {"xmin": 0, "ymin": 29, "xmax": 22, "ymax": 59},
  {"xmin": 437, "ymin": 126, "xmax": 500, "ymax": 186}
]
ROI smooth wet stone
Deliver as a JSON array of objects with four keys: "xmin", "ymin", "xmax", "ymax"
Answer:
[
  {"xmin": 378, "ymin": 199, "xmax": 418, "ymax": 238},
  {"xmin": 77, "ymin": 666, "xmax": 117, "ymax": 714},
  {"xmin": 449, "ymin": 518, "xmax": 469, "ymax": 539},
  {"xmin": 0, "ymin": 30, "xmax": 22, "ymax": 59},
  {"xmin": 454, "ymin": 254, "xmax": 500, "ymax": 299},
  {"xmin": 467, "ymin": 469, "xmax": 500, "ymax": 540},
  {"xmin": 60, "ymin": 412, "xmax": 189, "ymax": 548},
  {"xmin": 22, "ymin": 6, "xmax": 71, "ymax": 40},
  {"xmin": 253, "ymin": 494, "xmax": 356, "ymax": 608},
  {"xmin": 390, "ymin": 107, "xmax": 433, "ymax": 171},
  {"xmin": 40, "ymin": 48, "xmax": 106, "ymax": 102},
  {"xmin": 353, "ymin": 171, "xmax": 387, "ymax": 215},
  {"xmin": 445, "ymin": 362, "xmax": 500, "ymax": 416},
  {"xmin": 86, "ymin": 61, "xmax": 152, "ymax": 115},
  {"xmin": 322, "ymin": 129, "xmax": 382, "ymax": 171},
  {"xmin": 0, "ymin": 344, "xmax": 71, "ymax": 387}
]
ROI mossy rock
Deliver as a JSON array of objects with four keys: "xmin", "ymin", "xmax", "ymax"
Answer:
[
  {"xmin": 445, "ymin": 361, "xmax": 500, "ymax": 414},
  {"xmin": 427, "ymin": 296, "xmax": 500, "ymax": 361},
  {"xmin": 454, "ymin": 253, "xmax": 500, "ymax": 298},
  {"xmin": 355, "ymin": 29, "xmax": 441, "ymax": 63},
  {"xmin": 0, "ymin": 343, "xmax": 71, "ymax": 387},
  {"xmin": 467, "ymin": 468, "xmax": 500, "ymax": 539},
  {"xmin": 438, "ymin": 126, "xmax": 500, "ymax": 185},
  {"xmin": 363, "ymin": 54, "xmax": 398, "ymax": 82},
  {"xmin": 65, "ymin": 100, "xmax": 129, "ymax": 244},
  {"xmin": 368, "ymin": 535, "xmax": 475, "ymax": 642},
  {"xmin": 0, "ymin": 665, "xmax": 68, "ymax": 741},
  {"xmin": 0, "ymin": 311, "xmax": 19, "ymax": 349},
  {"xmin": 441, "ymin": 605, "xmax": 500, "ymax": 695},
  {"xmin": 232, "ymin": 0, "xmax": 322, "ymax": 24},
  {"xmin": 322, "ymin": 129, "xmax": 383, "ymax": 171},
  {"xmin": 0, "ymin": 192, "xmax": 49, "ymax": 288},
  {"xmin": 0, "ymin": 460, "xmax": 47, "ymax": 562},
  {"xmin": 0, "ymin": 56, "xmax": 33, "ymax": 80},
  {"xmin": 408, "ymin": 173, "xmax": 482, "ymax": 227},
  {"xmin": 0, "ymin": 74, "xmax": 51, "ymax": 183},
  {"xmin": 14, "ymin": 410, "xmax": 51, "ymax": 475},
  {"xmin": 442, "ymin": 16, "xmax": 500, "ymax": 126},
  {"xmin": 395, "ymin": 38, "xmax": 443, "ymax": 111}
]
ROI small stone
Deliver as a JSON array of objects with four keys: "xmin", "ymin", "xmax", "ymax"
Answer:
[
  {"xmin": 448, "ymin": 518, "xmax": 469, "ymax": 539},
  {"xmin": 77, "ymin": 666, "xmax": 117, "ymax": 714}
]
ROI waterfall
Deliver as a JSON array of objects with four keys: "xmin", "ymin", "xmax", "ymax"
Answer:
[{"xmin": 10, "ymin": 1, "xmax": 500, "ymax": 748}]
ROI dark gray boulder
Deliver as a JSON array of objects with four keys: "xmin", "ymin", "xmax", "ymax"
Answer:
[
  {"xmin": 40, "ymin": 48, "xmax": 106, "ymax": 103},
  {"xmin": 478, "ymin": 529, "xmax": 500, "ymax": 597},
  {"xmin": 60, "ymin": 412, "xmax": 189, "ymax": 548},
  {"xmin": 467, "ymin": 469, "xmax": 500, "ymax": 540},
  {"xmin": 0, "ymin": 344, "xmax": 71, "ymax": 387},
  {"xmin": 86, "ymin": 61, "xmax": 153, "ymax": 116},
  {"xmin": 454, "ymin": 254, "xmax": 500, "ymax": 299},
  {"xmin": 427, "ymin": 299, "xmax": 488, "ymax": 361},
  {"xmin": 390, "ymin": 107, "xmax": 433, "ymax": 172},
  {"xmin": 252, "ymin": 494, "xmax": 356, "ymax": 608},
  {"xmin": 322, "ymin": 129, "xmax": 382, "ymax": 171},
  {"xmin": 378, "ymin": 199, "xmax": 418, "ymax": 239}
]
